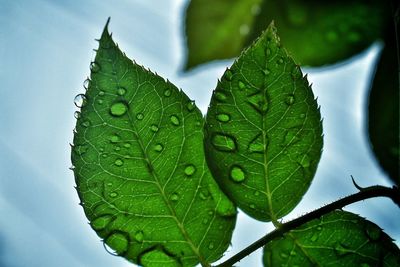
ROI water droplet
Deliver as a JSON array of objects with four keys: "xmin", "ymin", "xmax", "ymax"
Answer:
[
  {"xmin": 290, "ymin": 250, "xmax": 297, "ymax": 256},
  {"xmin": 365, "ymin": 223, "xmax": 381, "ymax": 241},
  {"xmin": 297, "ymin": 154, "xmax": 310, "ymax": 168},
  {"xmin": 114, "ymin": 159, "xmax": 124, "ymax": 166},
  {"xmin": 83, "ymin": 78, "xmax": 90, "ymax": 90},
  {"xmin": 74, "ymin": 94, "xmax": 87, "ymax": 108},
  {"xmin": 208, "ymin": 242, "xmax": 214, "ymax": 250},
  {"xmin": 211, "ymin": 133, "xmax": 237, "ymax": 152},
  {"xmin": 230, "ymin": 165, "xmax": 245, "ymax": 182},
  {"xmin": 91, "ymin": 215, "xmax": 114, "ymax": 230},
  {"xmin": 114, "ymin": 146, "xmax": 120, "ymax": 152},
  {"xmin": 239, "ymin": 24, "xmax": 250, "ymax": 35},
  {"xmin": 134, "ymin": 231, "xmax": 144, "ymax": 242},
  {"xmin": 248, "ymin": 133, "xmax": 267, "ymax": 153},
  {"xmin": 170, "ymin": 115, "xmax": 180, "ymax": 126},
  {"xmin": 123, "ymin": 143, "xmax": 131, "ymax": 148},
  {"xmin": 216, "ymin": 113, "xmax": 230, "ymax": 122},
  {"xmin": 74, "ymin": 111, "xmax": 81, "ymax": 119},
  {"xmin": 109, "ymin": 192, "xmax": 118, "ymax": 198},
  {"xmin": 150, "ymin": 124, "xmax": 159, "ymax": 133},
  {"xmin": 154, "ymin": 143, "xmax": 164, "ymax": 152},
  {"xmin": 97, "ymin": 99, "xmax": 103, "ymax": 105},
  {"xmin": 215, "ymin": 91, "xmax": 227, "ymax": 102},
  {"xmin": 299, "ymin": 113, "xmax": 306, "ymax": 119},
  {"xmin": 184, "ymin": 165, "xmax": 196, "ymax": 176},
  {"xmin": 105, "ymin": 232, "xmax": 129, "ymax": 255},
  {"xmin": 186, "ymin": 101, "xmax": 195, "ymax": 111},
  {"xmin": 170, "ymin": 193, "xmax": 179, "ymax": 201},
  {"xmin": 110, "ymin": 102, "xmax": 128, "ymax": 117},
  {"xmin": 202, "ymin": 218, "xmax": 208, "ymax": 224},
  {"xmin": 254, "ymin": 191, "xmax": 260, "ymax": 196},
  {"xmin": 326, "ymin": 31, "xmax": 338, "ymax": 42},
  {"xmin": 280, "ymin": 252, "xmax": 289, "ymax": 258},
  {"xmin": 82, "ymin": 120, "xmax": 91, "ymax": 127},
  {"xmin": 247, "ymin": 93, "xmax": 269, "ymax": 114},
  {"xmin": 317, "ymin": 226, "xmax": 322, "ymax": 231},
  {"xmin": 291, "ymin": 65, "xmax": 302, "ymax": 80},
  {"xmin": 250, "ymin": 204, "xmax": 256, "ymax": 209},
  {"xmin": 283, "ymin": 127, "xmax": 301, "ymax": 146},
  {"xmin": 164, "ymin": 89, "xmax": 171, "ymax": 97},
  {"xmin": 334, "ymin": 243, "xmax": 350, "ymax": 257},
  {"xmin": 117, "ymin": 87, "xmax": 126, "ymax": 96},
  {"xmin": 285, "ymin": 94, "xmax": 295, "ymax": 105},
  {"xmin": 106, "ymin": 182, "xmax": 113, "ymax": 186},
  {"xmin": 136, "ymin": 113, "xmax": 144, "ymax": 120},
  {"xmin": 99, "ymin": 91, "xmax": 105, "ymax": 96},
  {"xmin": 90, "ymin": 61, "xmax": 101, "ymax": 73},
  {"xmin": 310, "ymin": 232, "xmax": 319, "ymax": 242},
  {"xmin": 101, "ymin": 153, "xmax": 109, "ymax": 158},
  {"xmin": 238, "ymin": 80, "xmax": 246, "ymax": 90},
  {"xmin": 225, "ymin": 69, "xmax": 233, "ymax": 81},
  {"xmin": 110, "ymin": 135, "xmax": 120, "ymax": 143}
]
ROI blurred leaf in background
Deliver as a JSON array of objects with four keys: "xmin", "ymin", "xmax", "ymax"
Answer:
[
  {"xmin": 367, "ymin": 4, "xmax": 399, "ymax": 185},
  {"xmin": 184, "ymin": 0, "xmax": 390, "ymax": 70}
]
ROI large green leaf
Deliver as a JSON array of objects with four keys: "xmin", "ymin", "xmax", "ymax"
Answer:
[
  {"xmin": 71, "ymin": 20, "xmax": 236, "ymax": 267},
  {"xmin": 204, "ymin": 23, "xmax": 323, "ymax": 222},
  {"xmin": 184, "ymin": 0, "xmax": 262, "ymax": 70},
  {"xmin": 184, "ymin": 0, "xmax": 390, "ymax": 70},
  {"xmin": 368, "ymin": 14, "xmax": 399, "ymax": 185},
  {"xmin": 263, "ymin": 210, "xmax": 400, "ymax": 266}
]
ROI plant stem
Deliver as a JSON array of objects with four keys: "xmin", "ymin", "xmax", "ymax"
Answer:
[{"xmin": 214, "ymin": 185, "xmax": 400, "ymax": 267}]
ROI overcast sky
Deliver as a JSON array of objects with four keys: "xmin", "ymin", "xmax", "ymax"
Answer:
[{"xmin": 0, "ymin": 1, "xmax": 398, "ymax": 267}]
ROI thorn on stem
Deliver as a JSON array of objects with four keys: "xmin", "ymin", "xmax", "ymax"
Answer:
[{"xmin": 351, "ymin": 175, "xmax": 365, "ymax": 191}]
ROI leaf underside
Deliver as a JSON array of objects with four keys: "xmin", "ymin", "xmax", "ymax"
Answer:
[
  {"xmin": 184, "ymin": 0, "xmax": 390, "ymax": 70},
  {"xmin": 71, "ymin": 20, "xmax": 236, "ymax": 267},
  {"xmin": 368, "ymin": 17, "xmax": 399, "ymax": 185},
  {"xmin": 263, "ymin": 210, "xmax": 400, "ymax": 266},
  {"xmin": 204, "ymin": 23, "xmax": 323, "ymax": 222}
]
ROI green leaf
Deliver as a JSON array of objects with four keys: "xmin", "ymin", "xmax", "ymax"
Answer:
[
  {"xmin": 184, "ymin": 0, "xmax": 390, "ymax": 69},
  {"xmin": 263, "ymin": 210, "xmax": 400, "ymax": 266},
  {"xmin": 368, "ymin": 15, "xmax": 399, "ymax": 185},
  {"xmin": 184, "ymin": 0, "xmax": 262, "ymax": 70},
  {"xmin": 71, "ymin": 19, "xmax": 236, "ymax": 267},
  {"xmin": 204, "ymin": 23, "xmax": 323, "ymax": 222}
]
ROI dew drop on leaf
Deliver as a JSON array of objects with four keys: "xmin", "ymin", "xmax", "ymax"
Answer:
[
  {"xmin": 99, "ymin": 91, "xmax": 105, "ymax": 96},
  {"xmin": 225, "ymin": 69, "xmax": 233, "ymax": 81},
  {"xmin": 170, "ymin": 115, "xmax": 180, "ymax": 126},
  {"xmin": 74, "ymin": 111, "xmax": 81, "ymax": 119},
  {"xmin": 74, "ymin": 94, "xmax": 87, "ymax": 108},
  {"xmin": 105, "ymin": 232, "xmax": 129, "ymax": 255},
  {"xmin": 186, "ymin": 101, "xmax": 195, "ymax": 111},
  {"xmin": 230, "ymin": 165, "xmax": 246, "ymax": 182},
  {"xmin": 150, "ymin": 124, "xmax": 159, "ymax": 133},
  {"xmin": 310, "ymin": 232, "xmax": 319, "ymax": 242},
  {"xmin": 285, "ymin": 94, "xmax": 295, "ymax": 105},
  {"xmin": 153, "ymin": 143, "xmax": 163, "ymax": 152},
  {"xmin": 110, "ymin": 102, "xmax": 128, "ymax": 117},
  {"xmin": 208, "ymin": 242, "xmax": 215, "ymax": 250},
  {"xmin": 170, "ymin": 193, "xmax": 179, "ymax": 201},
  {"xmin": 110, "ymin": 134, "xmax": 120, "ymax": 143},
  {"xmin": 214, "ymin": 91, "xmax": 227, "ymax": 102},
  {"xmin": 90, "ymin": 61, "xmax": 101, "ymax": 73},
  {"xmin": 117, "ymin": 87, "xmax": 127, "ymax": 96},
  {"xmin": 81, "ymin": 120, "xmax": 91, "ymax": 128},
  {"xmin": 83, "ymin": 78, "xmax": 90, "ymax": 90},
  {"xmin": 136, "ymin": 113, "xmax": 144, "ymax": 120},
  {"xmin": 211, "ymin": 133, "xmax": 237, "ymax": 152},
  {"xmin": 184, "ymin": 165, "xmax": 196, "ymax": 176},
  {"xmin": 216, "ymin": 113, "xmax": 230, "ymax": 122},
  {"xmin": 109, "ymin": 192, "xmax": 118, "ymax": 198},
  {"xmin": 134, "ymin": 230, "xmax": 144, "ymax": 242},
  {"xmin": 114, "ymin": 159, "xmax": 124, "ymax": 166},
  {"xmin": 164, "ymin": 89, "xmax": 171, "ymax": 97},
  {"xmin": 91, "ymin": 215, "xmax": 114, "ymax": 230}
]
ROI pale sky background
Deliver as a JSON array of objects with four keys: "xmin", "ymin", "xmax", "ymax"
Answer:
[{"xmin": 0, "ymin": 0, "xmax": 398, "ymax": 267}]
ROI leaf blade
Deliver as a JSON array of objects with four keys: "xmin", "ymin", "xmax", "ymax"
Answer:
[
  {"xmin": 72, "ymin": 20, "xmax": 236, "ymax": 266},
  {"xmin": 263, "ymin": 210, "xmax": 400, "ymax": 266},
  {"xmin": 204, "ymin": 23, "xmax": 323, "ymax": 221}
]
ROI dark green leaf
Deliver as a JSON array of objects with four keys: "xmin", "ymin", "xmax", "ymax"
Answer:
[
  {"xmin": 184, "ymin": 0, "xmax": 390, "ymax": 69},
  {"xmin": 184, "ymin": 0, "xmax": 262, "ymax": 70},
  {"xmin": 72, "ymin": 19, "xmax": 236, "ymax": 266},
  {"xmin": 204, "ymin": 23, "xmax": 323, "ymax": 222},
  {"xmin": 368, "ymin": 13, "xmax": 399, "ymax": 185},
  {"xmin": 263, "ymin": 210, "xmax": 400, "ymax": 266}
]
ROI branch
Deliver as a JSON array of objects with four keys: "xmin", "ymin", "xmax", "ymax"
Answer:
[{"xmin": 214, "ymin": 185, "xmax": 400, "ymax": 267}]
